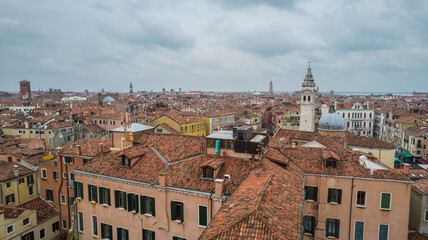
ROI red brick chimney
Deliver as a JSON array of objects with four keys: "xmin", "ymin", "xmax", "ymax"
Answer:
[
  {"xmin": 215, "ymin": 179, "xmax": 224, "ymax": 198},
  {"xmin": 98, "ymin": 143, "xmax": 104, "ymax": 155},
  {"xmin": 403, "ymin": 163, "xmax": 410, "ymax": 175},
  {"xmin": 159, "ymin": 172, "xmax": 167, "ymax": 187},
  {"xmin": 76, "ymin": 145, "xmax": 81, "ymax": 155}
]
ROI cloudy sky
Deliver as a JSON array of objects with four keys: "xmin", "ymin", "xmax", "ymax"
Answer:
[{"xmin": 1, "ymin": 0, "xmax": 427, "ymax": 93}]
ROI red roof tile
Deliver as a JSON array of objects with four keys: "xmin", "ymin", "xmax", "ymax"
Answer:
[{"xmin": 18, "ymin": 197, "xmax": 59, "ymax": 224}]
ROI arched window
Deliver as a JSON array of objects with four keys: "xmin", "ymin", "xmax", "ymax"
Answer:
[
  {"xmin": 303, "ymin": 96, "xmax": 306, "ymax": 101},
  {"xmin": 308, "ymin": 96, "xmax": 311, "ymax": 102}
]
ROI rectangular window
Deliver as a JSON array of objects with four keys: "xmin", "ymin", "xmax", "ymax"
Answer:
[
  {"xmin": 92, "ymin": 215, "xmax": 98, "ymax": 237},
  {"xmin": 304, "ymin": 186, "xmax": 318, "ymax": 201},
  {"xmin": 326, "ymin": 218, "xmax": 340, "ymax": 238},
  {"xmin": 19, "ymin": 178, "xmax": 25, "ymax": 184},
  {"xmin": 380, "ymin": 193, "xmax": 391, "ymax": 210},
  {"xmin": 46, "ymin": 189, "xmax": 54, "ymax": 201},
  {"xmin": 356, "ymin": 191, "xmax": 366, "ymax": 207},
  {"xmin": 327, "ymin": 188, "xmax": 342, "ymax": 204},
  {"xmin": 27, "ymin": 175, "xmax": 34, "ymax": 185},
  {"xmin": 101, "ymin": 223, "xmax": 113, "ymax": 240},
  {"xmin": 83, "ymin": 159, "xmax": 90, "ymax": 164},
  {"xmin": 115, "ymin": 190, "xmax": 127, "ymax": 209},
  {"xmin": 60, "ymin": 194, "xmax": 66, "ymax": 205},
  {"xmin": 41, "ymin": 169, "xmax": 47, "ymax": 179},
  {"xmin": 74, "ymin": 181, "xmax": 84, "ymax": 199},
  {"xmin": 425, "ymin": 210, "xmax": 428, "ymax": 221},
  {"xmin": 379, "ymin": 224, "xmax": 389, "ymax": 240},
  {"xmin": 6, "ymin": 224, "xmax": 15, "ymax": 235},
  {"xmin": 171, "ymin": 201, "xmax": 184, "ymax": 223},
  {"xmin": 88, "ymin": 185, "xmax": 98, "ymax": 203},
  {"xmin": 62, "ymin": 172, "xmax": 66, "ymax": 178},
  {"xmin": 141, "ymin": 196, "xmax": 156, "ymax": 216},
  {"xmin": 53, "ymin": 171, "xmax": 58, "ymax": 181},
  {"xmin": 70, "ymin": 173, "xmax": 75, "ymax": 181},
  {"xmin": 6, "ymin": 182, "xmax": 11, "ymax": 188},
  {"xmin": 64, "ymin": 156, "xmax": 74, "ymax": 164},
  {"xmin": 23, "ymin": 217, "xmax": 30, "ymax": 227},
  {"xmin": 303, "ymin": 215, "xmax": 315, "ymax": 235},
  {"xmin": 173, "ymin": 237, "xmax": 186, "ymax": 240},
  {"xmin": 29, "ymin": 186, "xmax": 34, "ymax": 196},
  {"xmin": 199, "ymin": 205, "xmax": 208, "ymax": 227},
  {"xmin": 62, "ymin": 220, "xmax": 67, "ymax": 229},
  {"xmin": 52, "ymin": 221, "xmax": 60, "ymax": 232},
  {"xmin": 354, "ymin": 221, "xmax": 364, "ymax": 240},
  {"xmin": 100, "ymin": 187, "xmax": 111, "ymax": 206},
  {"xmin": 127, "ymin": 193, "xmax": 139, "ymax": 213},
  {"xmin": 78, "ymin": 212, "xmax": 84, "ymax": 232},
  {"xmin": 6, "ymin": 193, "xmax": 15, "ymax": 205},
  {"xmin": 117, "ymin": 227, "xmax": 129, "ymax": 240},
  {"xmin": 142, "ymin": 229, "xmax": 155, "ymax": 240}
]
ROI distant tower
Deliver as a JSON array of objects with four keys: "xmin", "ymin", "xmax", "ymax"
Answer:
[
  {"xmin": 129, "ymin": 82, "xmax": 133, "ymax": 94},
  {"xmin": 330, "ymin": 90, "xmax": 334, "ymax": 100},
  {"xmin": 19, "ymin": 80, "xmax": 31, "ymax": 100},
  {"xmin": 299, "ymin": 62, "xmax": 316, "ymax": 132},
  {"xmin": 269, "ymin": 80, "xmax": 273, "ymax": 96},
  {"xmin": 101, "ymin": 88, "xmax": 105, "ymax": 94},
  {"xmin": 85, "ymin": 89, "xmax": 89, "ymax": 96},
  {"xmin": 162, "ymin": 88, "xmax": 166, "ymax": 95},
  {"xmin": 179, "ymin": 87, "xmax": 182, "ymax": 93}
]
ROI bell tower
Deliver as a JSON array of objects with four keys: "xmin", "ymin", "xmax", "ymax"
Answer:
[{"xmin": 299, "ymin": 62, "xmax": 316, "ymax": 132}]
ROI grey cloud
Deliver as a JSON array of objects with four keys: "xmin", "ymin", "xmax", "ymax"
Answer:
[{"xmin": 221, "ymin": 0, "xmax": 296, "ymax": 9}]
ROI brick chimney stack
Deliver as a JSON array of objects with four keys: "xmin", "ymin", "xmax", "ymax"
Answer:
[
  {"xmin": 403, "ymin": 163, "xmax": 410, "ymax": 175},
  {"xmin": 215, "ymin": 179, "xmax": 224, "ymax": 198},
  {"xmin": 159, "ymin": 172, "xmax": 167, "ymax": 187},
  {"xmin": 98, "ymin": 143, "xmax": 104, "ymax": 155},
  {"xmin": 76, "ymin": 145, "xmax": 81, "ymax": 155}
]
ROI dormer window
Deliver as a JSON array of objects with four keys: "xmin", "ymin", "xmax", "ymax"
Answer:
[
  {"xmin": 122, "ymin": 156, "xmax": 130, "ymax": 167},
  {"xmin": 326, "ymin": 159, "xmax": 337, "ymax": 169},
  {"xmin": 203, "ymin": 167, "xmax": 214, "ymax": 179}
]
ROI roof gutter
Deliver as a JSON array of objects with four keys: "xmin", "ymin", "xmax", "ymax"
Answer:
[{"xmin": 304, "ymin": 173, "xmax": 413, "ymax": 184}]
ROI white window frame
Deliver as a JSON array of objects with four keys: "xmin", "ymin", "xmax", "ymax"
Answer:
[
  {"xmin": 356, "ymin": 190, "xmax": 367, "ymax": 208},
  {"xmin": 46, "ymin": 188, "xmax": 53, "ymax": 202},
  {"xmin": 378, "ymin": 224, "xmax": 389, "ymax": 240},
  {"xmin": 62, "ymin": 219, "xmax": 67, "ymax": 229},
  {"xmin": 75, "ymin": 181, "xmax": 83, "ymax": 200},
  {"xmin": 6, "ymin": 182, "xmax": 12, "ymax": 188},
  {"xmin": 305, "ymin": 185, "xmax": 318, "ymax": 202},
  {"xmin": 40, "ymin": 227, "xmax": 46, "ymax": 239},
  {"xmin": 78, "ymin": 211, "xmax": 84, "ymax": 233},
  {"xmin": 91, "ymin": 215, "xmax": 99, "ymax": 237},
  {"xmin": 41, "ymin": 168, "xmax": 47, "ymax": 179},
  {"xmin": 22, "ymin": 217, "xmax": 31, "ymax": 227},
  {"xmin": 354, "ymin": 220, "xmax": 365, "ymax": 240},
  {"xmin": 61, "ymin": 194, "xmax": 66, "ymax": 205},
  {"xmin": 28, "ymin": 186, "xmax": 34, "ymax": 197},
  {"xmin": 380, "ymin": 192, "xmax": 392, "ymax": 210},
  {"xmin": 424, "ymin": 210, "xmax": 428, "ymax": 222},
  {"xmin": 62, "ymin": 172, "xmax": 66, "ymax": 178},
  {"xmin": 142, "ymin": 194, "xmax": 155, "ymax": 216},
  {"xmin": 198, "ymin": 204, "xmax": 208, "ymax": 228},
  {"xmin": 6, "ymin": 224, "xmax": 15, "ymax": 235}
]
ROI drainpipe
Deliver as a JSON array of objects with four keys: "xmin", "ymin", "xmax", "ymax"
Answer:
[{"xmin": 348, "ymin": 178, "xmax": 355, "ymax": 240}]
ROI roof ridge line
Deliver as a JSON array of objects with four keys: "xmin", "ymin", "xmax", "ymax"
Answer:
[{"xmin": 150, "ymin": 146, "xmax": 169, "ymax": 165}]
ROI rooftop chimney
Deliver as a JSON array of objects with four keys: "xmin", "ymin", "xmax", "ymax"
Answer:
[
  {"xmin": 98, "ymin": 143, "xmax": 104, "ymax": 155},
  {"xmin": 214, "ymin": 179, "xmax": 224, "ymax": 198},
  {"xmin": 403, "ymin": 163, "xmax": 410, "ymax": 175},
  {"xmin": 159, "ymin": 172, "xmax": 167, "ymax": 187},
  {"xmin": 76, "ymin": 145, "xmax": 81, "ymax": 155},
  {"xmin": 13, "ymin": 165, "xmax": 19, "ymax": 177}
]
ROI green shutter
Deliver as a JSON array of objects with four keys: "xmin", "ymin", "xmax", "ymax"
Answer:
[
  {"xmin": 125, "ymin": 229, "xmax": 129, "ymax": 240},
  {"xmin": 335, "ymin": 219, "xmax": 340, "ymax": 238},
  {"xmin": 74, "ymin": 182, "xmax": 77, "ymax": 198},
  {"xmin": 304, "ymin": 186, "xmax": 308, "ymax": 200},
  {"xmin": 141, "ymin": 196, "xmax": 146, "ymax": 214},
  {"xmin": 325, "ymin": 219, "xmax": 329, "ymax": 237},
  {"xmin": 199, "ymin": 205, "xmax": 207, "ymax": 226},
  {"xmin": 303, "ymin": 216, "xmax": 307, "ymax": 231},
  {"xmin": 99, "ymin": 187, "xmax": 103, "ymax": 204},
  {"xmin": 181, "ymin": 202, "xmax": 184, "ymax": 222},
  {"xmin": 88, "ymin": 185, "xmax": 92, "ymax": 201},
  {"xmin": 171, "ymin": 201, "xmax": 176, "ymax": 220},
  {"xmin": 115, "ymin": 190, "xmax": 119, "ymax": 208},
  {"xmin": 94, "ymin": 186, "xmax": 98, "ymax": 203},
  {"xmin": 151, "ymin": 197, "xmax": 156, "ymax": 216},
  {"xmin": 151, "ymin": 230, "xmax": 155, "ymax": 239},
  {"xmin": 381, "ymin": 193, "xmax": 391, "ymax": 209},
  {"xmin": 79, "ymin": 182, "xmax": 84, "ymax": 199},
  {"xmin": 109, "ymin": 225, "xmax": 113, "ymax": 239},
  {"xmin": 135, "ymin": 195, "xmax": 139, "ymax": 213},
  {"xmin": 327, "ymin": 189, "xmax": 332, "ymax": 203},
  {"xmin": 314, "ymin": 187, "xmax": 318, "ymax": 202},
  {"xmin": 128, "ymin": 193, "xmax": 132, "ymax": 212},
  {"xmin": 117, "ymin": 228, "xmax": 122, "ymax": 240},
  {"xmin": 107, "ymin": 189, "xmax": 111, "ymax": 205},
  {"xmin": 337, "ymin": 189, "xmax": 342, "ymax": 204}
]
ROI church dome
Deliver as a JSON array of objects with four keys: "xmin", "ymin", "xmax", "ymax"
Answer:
[
  {"xmin": 318, "ymin": 113, "xmax": 346, "ymax": 132},
  {"xmin": 102, "ymin": 96, "xmax": 115, "ymax": 103}
]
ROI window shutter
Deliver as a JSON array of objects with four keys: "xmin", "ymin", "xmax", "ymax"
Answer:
[
  {"xmin": 314, "ymin": 187, "xmax": 318, "ymax": 201},
  {"xmin": 338, "ymin": 189, "xmax": 342, "ymax": 204},
  {"xmin": 99, "ymin": 187, "xmax": 103, "ymax": 204},
  {"xmin": 79, "ymin": 182, "xmax": 84, "ymax": 199},
  {"xmin": 151, "ymin": 197, "xmax": 156, "ymax": 216},
  {"xmin": 94, "ymin": 186, "xmax": 98, "ymax": 203},
  {"xmin": 311, "ymin": 217, "xmax": 316, "ymax": 235},
  {"xmin": 88, "ymin": 185, "xmax": 92, "ymax": 201},
  {"xmin": 151, "ymin": 230, "xmax": 155, "ymax": 239},
  {"xmin": 181, "ymin": 202, "xmax": 184, "ymax": 222},
  {"xmin": 199, "ymin": 206, "xmax": 207, "ymax": 226},
  {"xmin": 325, "ymin": 220, "xmax": 329, "ymax": 237},
  {"xmin": 171, "ymin": 201, "xmax": 176, "ymax": 220},
  {"xmin": 117, "ymin": 228, "xmax": 122, "ymax": 240},
  {"xmin": 127, "ymin": 193, "xmax": 132, "ymax": 212},
  {"xmin": 303, "ymin": 216, "xmax": 307, "ymax": 230},
  {"xmin": 335, "ymin": 219, "xmax": 340, "ymax": 238},
  {"xmin": 327, "ymin": 189, "xmax": 332, "ymax": 203},
  {"xmin": 109, "ymin": 225, "xmax": 113, "ymax": 239},
  {"xmin": 141, "ymin": 196, "xmax": 146, "ymax": 214},
  {"xmin": 115, "ymin": 190, "xmax": 119, "ymax": 208},
  {"xmin": 304, "ymin": 186, "xmax": 308, "ymax": 200},
  {"xmin": 135, "ymin": 195, "xmax": 139, "ymax": 213},
  {"xmin": 107, "ymin": 189, "xmax": 111, "ymax": 205},
  {"xmin": 123, "ymin": 192, "xmax": 127, "ymax": 210},
  {"xmin": 125, "ymin": 229, "xmax": 129, "ymax": 240},
  {"xmin": 74, "ymin": 182, "xmax": 78, "ymax": 198}
]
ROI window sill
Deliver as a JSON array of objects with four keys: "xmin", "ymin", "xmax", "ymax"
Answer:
[
  {"xmin": 356, "ymin": 205, "xmax": 366, "ymax": 208},
  {"xmin": 305, "ymin": 200, "xmax": 315, "ymax": 203},
  {"xmin": 173, "ymin": 220, "xmax": 184, "ymax": 224},
  {"xmin": 380, "ymin": 208, "xmax": 391, "ymax": 211},
  {"xmin": 329, "ymin": 202, "xmax": 339, "ymax": 205},
  {"xmin": 198, "ymin": 225, "xmax": 207, "ymax": 228},
  {"xmin": 102, "ymin": 204, "xmax": 110, "ymax": 208},
  {"xmin": 303, "ymin": 233, "xmax": 314, "ymax": 236},
  {"xmin": 327, "ymin": 236, "xmax": 337, "ymax": 239},
  {"xmin": 90, "ymin": 201, "xmax": 97, "ymax": 205},
  {"xmin": 144, "ymin": 213, "xmax": 153, "ymax": 217}
]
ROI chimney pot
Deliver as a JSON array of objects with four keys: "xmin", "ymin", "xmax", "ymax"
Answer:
[
  {"xmin": 215, "ymin": 178, "xmax": 224, "ymax": 198},
  {"xmin": 159, "ymin": 172, "xmax": 167, "ymax": 187}
]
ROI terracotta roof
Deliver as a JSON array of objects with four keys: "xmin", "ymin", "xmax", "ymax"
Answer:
[
  {"xmin": 18, "ymin": 197, "xmax": 59, "ymax": 224},
  {"xmin": 200, "ymin": 158, "xmax": 225, "ymax": 169},
  {"xmin": 413, "ymin": 178, "xmax": 428, "ymax": 193},
  {"xmin": 156, "ymin": 123, "xmax": 180, "ymax": 134},
  {"xmin": 408, "ymin": 231, "xmax": 428, "ymax": 240},
  {"xmin": 334, "ymin": 131, "xmax": 395, "ymax": 149},
  {"xmin": 60, "ymin": 138, "xmax": 111, "ymax": 157},
  {"xmin": 200, "ymin": 160, "xmax": 304, "ymax": 240},
  {"xmin": 271, "ymin": 129, "xmax": 344, "ymax": 149},
  {"xmin": 0, "ymin": 205, "xmax": 26, "ymax": 219},
  {"xmin": 0, "ymin": 161, "xmax": 34, "ymax": 182}
]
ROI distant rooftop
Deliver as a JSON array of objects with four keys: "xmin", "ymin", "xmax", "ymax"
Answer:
[
  {"xmin": 111, "ymin": 123, "xmax": 154, "ymax": 133},
  {"xmin": 206, "ymin": 130, "xmax": 234, "ymax": 140}
]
